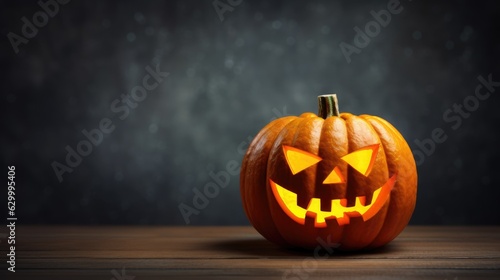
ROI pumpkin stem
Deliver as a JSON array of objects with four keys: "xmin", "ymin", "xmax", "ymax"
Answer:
[{"xmin": 318, "ymin": 94, "xmax": 340, "ymax": 118}]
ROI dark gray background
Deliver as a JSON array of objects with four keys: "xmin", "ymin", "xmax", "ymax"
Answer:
[{"xmin": 1, "ymin": 0, "xmax": 499, "ymax": 225}]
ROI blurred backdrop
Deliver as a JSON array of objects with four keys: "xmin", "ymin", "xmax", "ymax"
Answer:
[{"xmin": 1, "ymin": 0, "xmax": 499, "ymax": 225}]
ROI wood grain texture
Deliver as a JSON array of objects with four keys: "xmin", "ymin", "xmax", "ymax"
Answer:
[{"xmin": 2, "ymin": 226, "xmax": 500, "ymax": 279}]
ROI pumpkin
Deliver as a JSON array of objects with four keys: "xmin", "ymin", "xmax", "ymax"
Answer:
[{"xmin": 240, "ymin": 94, "xmax": 417, "ymax": 250}]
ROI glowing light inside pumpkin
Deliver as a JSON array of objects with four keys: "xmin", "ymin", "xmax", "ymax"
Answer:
[
  {"xmin": 271, "ymin": 143, "xmax": 393, "ymax": 227},
  {"xmin": 270, "ymin": 174, "xmax": 397, "ymax": 227}
]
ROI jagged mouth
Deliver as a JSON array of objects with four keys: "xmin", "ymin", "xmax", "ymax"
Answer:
[{"xmin": 269, "ymin": 174, "xmax": 397, "ymax": 227}]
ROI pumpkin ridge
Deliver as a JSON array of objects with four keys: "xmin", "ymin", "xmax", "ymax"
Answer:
[
  {"xmin": 242, "ymin": 117, "xmax": 291, "ymax": 222},
  {"xmin": 360, "ymin": 115, "xmax": 393, "ymax": 247},
  {"xmin": 362, "ymin": 115, "xmax": 417, "ymax": 248},
  {"xmin": 306, "ymin": 116, "xmax": 326, "ymax": 236},
  {"xmin": 241, "ymin": 119, "xmax": 275, "ymax": 220},
  {"xmin": 339, "ymin": 114, "xmax": 390, "ymax": 249},
  {"xmin": 240, "ymin": 116, "xmax": 286, "ymax": 223},
  {"xmin": 283, "ymin": 116, "xmax": 323, "ymax": 244},
  {"xmin": 265, "ymin": 117, "xmax": 305, "ymax": 245},
  {"xmin": 339, "ymin": 113, "xmax": 354, "ymax": 248},
  {"xmin": 242, "ymin": 116, "xmax": 296, "ymax": 246},
  {"xmin": 315, "ymin": 116, "xmax": 348, "ymax": 242}
]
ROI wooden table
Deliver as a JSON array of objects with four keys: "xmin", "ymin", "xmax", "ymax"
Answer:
[{"xmin": 3, "ymin": 226, "xmax": 500, "ymax": 279}]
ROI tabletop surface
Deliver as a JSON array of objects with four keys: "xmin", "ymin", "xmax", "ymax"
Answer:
[{"xmin": 2, "ymin": 226, "xmax": 500, "ymax": 279}]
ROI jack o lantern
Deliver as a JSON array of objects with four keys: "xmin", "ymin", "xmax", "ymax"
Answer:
[{"xmin": 240, "ymin": 94, "xmax": 417, "ymax": 250}]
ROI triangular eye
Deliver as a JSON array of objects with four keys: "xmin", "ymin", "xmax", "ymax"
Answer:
[
  {"xmin": 283, "ymin": 145, "xmax": 322, "ymax": 175},
  {"xmin": 341, "ymin": 144, "xmax": 379, "ymax": 176}
]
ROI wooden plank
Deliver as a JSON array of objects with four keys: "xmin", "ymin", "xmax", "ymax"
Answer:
[
  {"xmin": 2, "ymin": 226, "xmax": 500, "ymax": 279},
  {"xmin": 7, "ymin": 269, "xmax": 499, "ymax": 280},
  {"xmin": 16, "ymin": 258, "xmax": 500, "ymax": 269},
  {"xmin": 14, "ymin": 226, "xmax": 500, "ymax": 259}
]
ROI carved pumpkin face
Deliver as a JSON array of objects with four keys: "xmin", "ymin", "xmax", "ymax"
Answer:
[
  {"xmin": 270, "ymin": 144, "xmax": 397, "ymax": 228},
  {"xmin": 240, "ymin": 95, "xmax": 417, "ymax": 250}
]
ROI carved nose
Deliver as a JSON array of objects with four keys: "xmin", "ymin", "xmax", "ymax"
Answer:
[{"xmin": 323, "ymin": 166, "xmax": 345, "ymax": 184}]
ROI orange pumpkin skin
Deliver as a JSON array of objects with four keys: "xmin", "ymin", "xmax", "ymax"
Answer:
[{"xmin": 240, "ymin": 111, "xmax": 417, "ymax": 251}]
